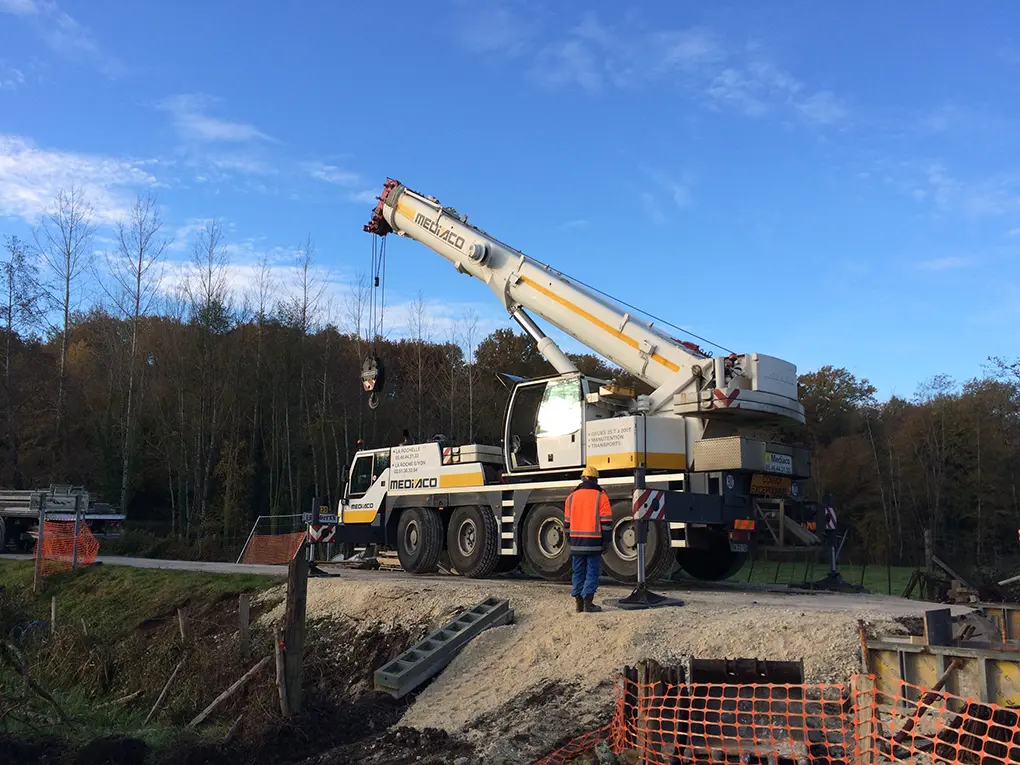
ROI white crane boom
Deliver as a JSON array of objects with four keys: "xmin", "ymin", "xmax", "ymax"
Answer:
[{"xmin": 365, "ymin": 179, "xmax": 805, "ymax": 425}]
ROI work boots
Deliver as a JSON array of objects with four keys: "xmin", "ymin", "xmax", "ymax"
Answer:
[
  {"xmin": 583, "ymin": 595, "xmax": 602, "ymax": 613},
  {"xmin": 574, "ymin": 596, "xmax": 584, "ymax": 613}
]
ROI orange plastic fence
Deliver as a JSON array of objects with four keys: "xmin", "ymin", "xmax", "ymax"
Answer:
[
  {"xmin": 39, "ymin": 520, "xmax": 100, "ymax": 575},
  {"xmin": 534, "ymin": 673, "xmax": 1020, "ymax": 765},
  {"xmin": 239, "ymin": 531, "xmax": 306, "ymax": 565}
]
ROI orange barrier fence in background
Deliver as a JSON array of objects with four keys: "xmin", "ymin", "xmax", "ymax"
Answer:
[
  {"xmin": 238, "ymin": 531, "xmax": 306, "ymax": 565},
  {"xmin": 39, "ymin": 520, "xmax": 100, "ymax": 575},
  {"xmin": 535, "ymin": 673, "xmax": 1020, "ymax": 764}
]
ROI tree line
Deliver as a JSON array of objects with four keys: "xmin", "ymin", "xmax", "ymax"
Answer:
[{"xmin": 2, "ymin": 187, "xmax": 1019, "ymax": 574}]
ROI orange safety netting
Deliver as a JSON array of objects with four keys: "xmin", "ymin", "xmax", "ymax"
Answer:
[
  {"xmin": 535, "ymin": 673, "xmax": 1020, "ymax": 765},
  {"xmin": 39, "ymin": 520, "xmax": 100, "ymax": 575},
  {"xmin": 239, "ymin": 531, "xmax": 306, "ymax": 565}
]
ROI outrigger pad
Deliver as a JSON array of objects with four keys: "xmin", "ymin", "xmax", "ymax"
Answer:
[{"xmin": 609, "ymin": 585, "xmax": 685, "ymax": 611}]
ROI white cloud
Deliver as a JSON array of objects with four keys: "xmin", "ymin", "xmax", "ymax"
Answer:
[
  {"xmin": 303, "ymin": 161, "xmax": 360, "ymax": 185},
  {"xmin": 157, "ymin": 93, "xmax": 272, "ymax": 143},
  {"xmin": 0, "ymin": 133, "xmax": 160, "ymax": 223},
  {"xmin": 917, "ymin": 256, "xmax": 972, "ymax": 271},
  {"xmin": 882, "ymin": 160, "xmax": 1020, "ymax": 219},
  {"xmin": 1008, "ymin": 228, "xmax": 1020, "ymax": 237}
]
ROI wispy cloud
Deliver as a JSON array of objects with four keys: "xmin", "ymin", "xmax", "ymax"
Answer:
[
  {"xmin": 0, "ymin": 0, "xmax": 39, "ymax": 16},
  {"xmin": 157, "ymin": 93, "xmax": 273, "ymax": 143},
  {"xmin": 458, "ymin": 8, "xmax": 845, "ymax": 128},
  {"xmin": 0, "ymin": 61, "xmax": 25, "ymax": 90},
  {"xmin": 917, "ymin": 256, "xmax": 973, "ymax": 271},
  {"xmin": 1, "ymin": 0, "xmax": 124, "ymax": 77},
  {"xmin": 560, "ymin": 219, "xmax": 589, "ymax": 230},
  {"xmin": 346, "ymin": 189, "xmax": 380, "ymax": 204},
  {"xmin": 1008, "ymin": 228, "xmax": 1020, "ymax": 237},
  {"xmin": 877, "ymin": 160, "xmax": 1020, "ymax": 219},
  {"xmin": 0, "ymin": 133, "xmax": 160, "ymax": 223},
  {"xmin": 637, "ymin": 168, "xmax": 694, "ymax": 223},
  {"xmin": 302, "ymin": 161, "xmax": 360, "ymax": 185}
]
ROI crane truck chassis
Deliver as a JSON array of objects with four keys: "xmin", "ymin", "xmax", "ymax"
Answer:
[{"xmin": 316, "ymin": 179, "xmax": 813, "ymax": 583}]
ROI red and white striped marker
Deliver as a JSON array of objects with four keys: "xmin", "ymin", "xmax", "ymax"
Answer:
[{"xmin": 632, "ymin": 488, "xmax": 666, "ymax": 521}]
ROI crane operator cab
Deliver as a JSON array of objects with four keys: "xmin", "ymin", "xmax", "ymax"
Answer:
[{"xmin": 504, "ymin": 372, "xmax": 688, "ymax": 477}]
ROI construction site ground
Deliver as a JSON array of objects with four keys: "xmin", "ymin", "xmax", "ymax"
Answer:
[{"xmin": 257, "ymin": 569, "xmax": 973, "ymax": 765}]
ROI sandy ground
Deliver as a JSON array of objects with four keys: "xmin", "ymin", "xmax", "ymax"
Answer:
[{"xmin": 258, "ymin": 573, "xmax": 972, "ymax": 765}]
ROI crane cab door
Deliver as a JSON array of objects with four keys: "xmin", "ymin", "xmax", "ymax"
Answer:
[
  {"xmin": 341, "ymin": 450, "xmax": 390, "ymax": 524},
  {"xmin": 505, "ymin": 375, "xmax": 585, "ymax": 473}
]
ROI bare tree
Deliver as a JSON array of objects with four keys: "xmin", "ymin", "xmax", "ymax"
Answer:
[
  {"xmin": 105, "ymin": 194, "xmax": 170, "ymax": 513},
  {"xmin": 407, "ymin": 292, "xmax": 433, "ymax": 440},
  {"xmin": 34, "ymin": 185, "xmax": 95, "ymax": 441},
  {"xmin": 292, "ymin": 235, "xmax": 327, "ymax": 505},
  {"xmin": 2, "ymin": 235, "xmax": 42, "ymax": 485},
  {"xmin": 185, "ymin": 220, "xmax": 232, "ymax": 532},
  {"xmin": 461, "ymin": 309, "xmax": 480, "ymax": 441}
]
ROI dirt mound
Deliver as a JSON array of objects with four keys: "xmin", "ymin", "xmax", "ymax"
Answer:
[{"xmin": 260, "ymin": 574, "xmax": 947, "ymax": 764}]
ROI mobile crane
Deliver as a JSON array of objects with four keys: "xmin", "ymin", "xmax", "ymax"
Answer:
[{"xmin": 324, "ymin": 179, "xmax": 811, "ymax": 583}]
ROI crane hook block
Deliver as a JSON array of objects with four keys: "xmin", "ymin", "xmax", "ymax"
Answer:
[{"xmin": 361, "ymin": 355, "xmax": 386, "ymax": 395}]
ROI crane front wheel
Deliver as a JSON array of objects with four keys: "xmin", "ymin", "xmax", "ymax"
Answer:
[
  {"xmin": 395, "ymin": 508, "xmax": 443, "ymax": 574},
  {"xmin": 521, "ymin": 504, "xmax": 572, "ymax": 581},
  {"xmin": 446, "ymin": 506, "xmax": 500, "ymax": 578},
  {"xmin": 600, "ymin": 500, "xmax": 672, "ymax": 583}
]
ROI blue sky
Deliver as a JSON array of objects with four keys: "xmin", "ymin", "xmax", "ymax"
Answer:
[{"xmin": 1, "ymin": 0, "xmax": 1018, "ymax": 400}]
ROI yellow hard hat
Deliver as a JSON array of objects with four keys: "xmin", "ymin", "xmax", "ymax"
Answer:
[{"xmin": 581, "ymin": 465, "xmax": 599, "ymax": 479}]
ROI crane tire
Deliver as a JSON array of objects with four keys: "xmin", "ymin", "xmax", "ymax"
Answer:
[
  {"xmin": 395, "ymin": 507, "xmax": 443, "ymax": 574},
  {"xmin": 447, "ymin": 506, "xmax": 500, "ymax": 578},
  {"xmin": 601, "ymin": 500, "xmax": 672, "ymax": 584},
  {"xmin": 676, "ymin": 544, "xmax": 747, "ymax": 582},
  {"xmin": 521, "ymin": 504, "xmax": 572, "ymax": 581}
]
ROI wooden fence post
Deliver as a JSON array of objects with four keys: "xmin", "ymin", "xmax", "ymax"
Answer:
[
  {"xmin": 853, "ymin": 675, "xmax": 877, "ymax": 765},
  {"xmin": 239, "ymin": 593, "xmax": 250, "ymax": 659},
  {"xmin": 50, "ymin": 597, "xmax": 56, "ymax": 636},
  {"xmin": 282, "ymin": 552, "xmax": 308, "ymax": 714},
  {"xmin": 33, "ymin": 494, "xmax": 46, "ymax": 595},
  {"xmin": 178, "ymin": 607, "xmax": 190, "ymax": 644}
]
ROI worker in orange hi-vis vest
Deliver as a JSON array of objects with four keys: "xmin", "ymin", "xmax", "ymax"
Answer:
[{"xmin": 564, "ymin": 465, "xmax": 614, "ymax": 613}]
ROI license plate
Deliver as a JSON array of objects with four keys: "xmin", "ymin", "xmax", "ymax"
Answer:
[
  {"xmin": 751, "ymin": 473, "xmax": 792, "ymax": 496},
  {"xmin": 729, "ymin": 542, "xmax": 749, "ymax": 553}
]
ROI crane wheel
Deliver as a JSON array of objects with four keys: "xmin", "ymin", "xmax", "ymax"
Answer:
[
  {"xmin": 601, "ymin": 500, "xmax": 672, "ymax": 584},
  {"xmin": 521, "ymin": 504, "xmax": 572, "ymax": 581},
  {"xmin": 395, "ymin": 508, "xmax": 443, "ymax": 574},
  {"xmin": 675, "ymin": 539, "xmax": 747, "ymax": 581},
  {"xmin": 446, "ymin": 506, "xmax": 500, "ymax": 578}
]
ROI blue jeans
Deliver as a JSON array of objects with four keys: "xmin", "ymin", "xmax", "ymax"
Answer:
[{"xmin": 571, "ymin": 553, "xmax": 602, "ymax": 598}]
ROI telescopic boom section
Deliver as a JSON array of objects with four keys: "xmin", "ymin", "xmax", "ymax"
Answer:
[{"xmin": 364, "ymin": 179, "xmax": 805, "ymax": 425}]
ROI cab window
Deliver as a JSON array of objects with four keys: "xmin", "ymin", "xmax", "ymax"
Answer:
[
  {"xmin": 536, "ymin": 377, "xmax": 582, "ymax": 438},
  {"xmin": 373, "ymin": 451, "xmax": 390, "ymax": 477},
  {"xmin": 348, "ymin": 455, "xmax": 374, "ymax": 498}
]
